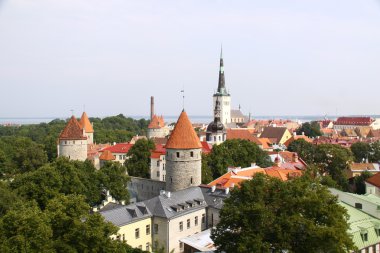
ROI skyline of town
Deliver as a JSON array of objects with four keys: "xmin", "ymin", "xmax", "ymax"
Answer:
[{"xmin": 1, "ymin": 0, "xmax": 380, "ymax": 118}]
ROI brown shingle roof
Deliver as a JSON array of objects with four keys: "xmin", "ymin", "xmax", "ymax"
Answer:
[
  {"xmin": 99, "ymin": 150, "xmax": 116, "ymax": 161},
  {"xmin": 260, "ymin": 127, "xmax": 288, "ymax": 143},
  {"xmin": 79, "ymin": 112, "xmax": 94, "ymax": 133},
  {"xmin": 59, "ymin": 116, "xmax": 87, "ymax": 140},
  {"xmin": 226, "ymin": 129, "xmax": 262, "ymax": 145},
  {"xmin": 165, "ymin": 110, "xmax": 202, "ymax": 149}
]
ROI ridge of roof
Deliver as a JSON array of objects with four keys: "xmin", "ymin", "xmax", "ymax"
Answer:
[{"xmin": 165, "ymin": 111, "xmax": 202, "ymax": 149}]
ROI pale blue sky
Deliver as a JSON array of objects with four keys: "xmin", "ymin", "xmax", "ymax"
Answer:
[{"xmin": 0, "ymin": 0, "xmax": 380, "ymax": 118}]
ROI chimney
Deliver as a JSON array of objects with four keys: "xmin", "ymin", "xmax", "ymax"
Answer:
[
  {"xmin": 292, "ymin": 153, "xmax": 299, "ymax": 163},
  {"xmin": 150, "ymin": 96, "xmax": 154, "ymax": 121}
]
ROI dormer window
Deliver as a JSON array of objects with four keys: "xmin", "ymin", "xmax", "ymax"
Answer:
[{"xmin": 361, "ymin": 232, "xmax": 368, "ymax": 242}]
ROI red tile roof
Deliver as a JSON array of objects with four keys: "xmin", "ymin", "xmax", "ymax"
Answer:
[
  {"xmin": 201, "ymin": 141, "xmax": 212, "ymax": 154},
  {"xmin": 102, "ymin": 143, "xmax": 133, "ymax": 154},
  {"xmin": 79, "ymin": 112, "xmax": 94, "ymax": 133},
  {"xmin": 283, "ymin": 135, "xmax": 312, "ymax": 147},
  {"xmin": 99, "ymin": 150, "xmax": 116, "ymax": 161},
  {"xmin": 334, "ymin": 117, "xmax": 373, "ymax": 126},
  {"xmin": 59, "ymin": 116, "xmax": 87, "ymax": 140},
  {"xmin": 148, "ymin": 115, "xmax": 165, "ymax": 129},
  {"xmin": 366, "ymin": 172, "xmax": 380, "ymax": 188},
  {"xmin": 165, "ymin": 110, "xmax": 202, "ymax": 149}
]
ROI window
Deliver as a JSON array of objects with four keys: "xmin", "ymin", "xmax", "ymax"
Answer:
[
  {"xmin": 214, "ymin": 136, "xmax": 216, "ymax": 141},
  {"xmin": 361, "ymin": 232, "xmax": 368, "ymax": 242},
  {"xmin": 176, "ymin": 152, "xmax": 180, "ymax": 158},
  {"xmin": 219, "ymin": 136, "xmax": 221, "ymax": 141},
  {"xmin": 146, "ymin": 224, "xmax": 150, "ymax": 235},
  {"xmin": 154, "ymin": 224, "xmax": 158, "ymax": 234},
  {"xmin": 171, "ymin": 177, "xmax": 173, "ymax": 183},
  {"xmin": 163, "ymin": 175, "xmax": 165, "ymax": 181},
  {"xmin": 190, "ymin": 151, "xmax": 194, "ymax": 157},
  {"xmin": 135, "ymin": 228, "xmax": 140, "ymax": 239},
  {"xmin": 195, "ymin": 216, "xmax": 198, "ymax": 226},
  {"xmin": 65, "ymin": 141, "xmax": 67, "ymax": 144},
  {"xmin": 376, "ymin": 228, "xmax": 380, "ymax": 237},
  {"xmin": 202, "ymin": 214, "xmax": 205, "ymax": 224},
  {"xmin": 163, "ymin": 164, "xmax": 165, "ymax": 170},
  {"xmin": 157, "ymin": 161, "xmax": 160, "ymax": 167},
  {"xmin": 119, "ymin": 155, "xmax": 122, "ymax": 160},
  {"xmin": 190, "ymin": 177, "xmax": 193, "ymax": 184},
  {"xmin": 157, "ymin": 171, "xmax": 160, "ymax": 178},
  {"xmin": 146, "ymin": 243, "xmax": 150, "ymax": 251},
  {"xmin": 187, "ymin": 219, "xmax": 190, "ymax": 229},
  {"xmin": 122, "ymin": 234, "xmax": 125, "ymax": 242},
  {"xmin": 73, "ymin": 141, "xmax": 75, "ymax": 144},
  {"xmin": 179, "ymin": 221, "xmax": 183, "ymax": 231}
]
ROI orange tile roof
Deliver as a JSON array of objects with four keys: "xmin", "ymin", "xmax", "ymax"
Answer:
[
  {"xmin": 201, "ymin": 141, "xmax": 212, "ymax": 154},
  {"xmin": 226, "ymin": 129, "xmax": 262, "ymax": 145},
  {"xmin": 99, "ymin": 150, "xmax": 116, "ymax": 161},
  {"xmin": 165, "ymin": 110, "xmax": 202, "ymax": 149},
  {"xmin": 258, "ymin": 138, "xmax": 271, "ymax": 149},
  {"xmin": 148, "ymin": 115, "xmax": 165, "ymax": 129},
  {"xmin": 208, "ymin": 165, "xmax": 303, "ymax": 187},
  {"xmin": 283, "ymin": 135, "xmax": 312, "ymax": 147},
  {"xmin": 59, "ymin": 116, "xmax": 87, "ymax": 140},
  {"xmin": 79, "ymin": 112, "xmax": 94, "ymax": 133},
  {"xmin": 366, "ymin": 172, "xmax": 380, "ymax": 188}
]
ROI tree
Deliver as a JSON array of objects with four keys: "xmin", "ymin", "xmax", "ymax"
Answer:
[
  {"xmin": 370, "ymin": 141, "xmax": 380, "ymax": 163},
  {"xmin": 296, "ymin": 121, "xmax": 322, "ymax": 137},
  {"xmin": 125, "ymin": 139, "xmax": 155, "ymax": 178},
  {"xmin": 287, "ymin": 139, "xmax": 315, "ymax": 164},
  {"xmin": 201, "ymin": 154, "xmax": 213, "ymax": 184},
  {"xmin": 0, "ymin": 203, "xmax": 53, "ymax": 252},
  {"xmin": 314, "ymin": 144, "xmax": 353, "ymax": 190},
  {"xmin": 0, "ymin": 181, "xmax": 21, "ymax": 217},
  {"xmin": 98, "ymin": 161, "xmax": 130, "ymax": 202},
  {"xmin": 350, "ymin": 142, "xmax": 371, "ymax": 163},
  {"xmin": 205, "ymin": 139, "xmax": 272, "ymax": 179},
  {"xmin": 211, "ymin": 173, "xmax": 356, "ymax": 253},
  {"xmin": 354, "ymin": 171, "xmax": 372, "ymax": 194}
]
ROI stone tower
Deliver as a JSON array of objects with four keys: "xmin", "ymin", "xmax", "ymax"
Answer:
[
  {"xmin": 58, "ymin": 116, "xmax": 88, "ymax": 161},
  {"xmin": 206, "ymin": 97, "xmax": 226, "ymax": 145},
  {"xmin": 213, "ymin": 47, "xmax": 231, "ymax": 125},
  {"xmin": 79, "ymin": 112, "xmax": 94, "ymax": 144},
  {"xmin": 165, "ymin": 110, "xmax": 202, "ymax": 192}
]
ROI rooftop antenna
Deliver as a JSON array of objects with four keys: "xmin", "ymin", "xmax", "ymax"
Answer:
[{"xmin": 180, "ymin": 88, "xmax": 185, "ymax": 111}]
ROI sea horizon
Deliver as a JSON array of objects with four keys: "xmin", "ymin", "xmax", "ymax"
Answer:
[{"xmin": 1, "ymin": 114, "xmax": 380, "ymax": 125}]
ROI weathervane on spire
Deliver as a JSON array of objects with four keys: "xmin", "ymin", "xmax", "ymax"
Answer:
[{"xmin": 180, "ymin": 88, "xmax": 185, "ymax": 110}]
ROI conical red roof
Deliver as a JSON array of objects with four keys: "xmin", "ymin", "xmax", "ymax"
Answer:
[
  {"xmin": 99, "ymin": 150, "xmax": 116, "ymax": 161},
  {"xmin": 165, "ymin": 110, "xmax": 202, "ymax": 149},
  {"xmin": 59, "ymin": 116, "xmax": 87, "ymax": 140},
  {"xmin": 79, "ymin": 112, "xmax": 94, "ymax": 133}
]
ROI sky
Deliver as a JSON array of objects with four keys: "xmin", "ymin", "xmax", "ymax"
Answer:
[{"xmin": 0, "ymin": 0, "xmax": 380, "ymax": 119}]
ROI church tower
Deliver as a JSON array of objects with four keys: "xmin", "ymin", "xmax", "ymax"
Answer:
[
  {"xmin": 213, "ymin": 47, "xmax": 231, "ymax": 125},
  {"xmin": 165, "ymin": 110, "xmax": 202, "ymax": 192},
  {"xmin": 206, "ymin": 97, "xmax": 226, "ymax": 145}
]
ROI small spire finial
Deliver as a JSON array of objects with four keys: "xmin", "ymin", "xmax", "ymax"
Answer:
[
  {"xmin": 180, "ymin": 88, "xmax": 185, "ymax": 111},
  {"xmin": 220, "ymin": 44, "xmax": 223, "ymax": 59}
]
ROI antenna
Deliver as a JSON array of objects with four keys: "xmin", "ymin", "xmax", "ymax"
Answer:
[{"xmin": 180, "ymin": 88, "xmax": 185, "ymax": 110}]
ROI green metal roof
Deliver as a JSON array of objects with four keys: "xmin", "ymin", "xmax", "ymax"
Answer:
[{"xmin": 340, "ymin": 202, "xmax": 380, "ymax": 249}]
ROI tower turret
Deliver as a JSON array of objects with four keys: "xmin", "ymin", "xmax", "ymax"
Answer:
[
  {"xmin": 206, "ymin": 97, "xmax": 226, "ymax": 144},
  {"xmin": 165, "ymin": 110, "xmax": 202, "ymax": 192},
  {"xmin": 79, "ymin": 112, "xmax": 94, "ymax": 144}
]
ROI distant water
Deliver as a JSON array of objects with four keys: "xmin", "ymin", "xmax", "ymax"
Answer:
[{"xmin": 1, "ymin": 115, "xmax": 379, "ymax": 125}]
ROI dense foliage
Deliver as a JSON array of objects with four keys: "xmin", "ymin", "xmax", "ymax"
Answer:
[
  {"xmin": 296, "ymin": 121, "xmax": 322, "ymax": 137},
  {"xmin": 211, "ymin": 173, "xmax": 356, "ymax": 253},
  {"xmin": 125, "ymin": 139, "xmax": 155, "ymax": 178},
  {"xmin": 350, "ymin": 141, "xmax": 380, "ymax": 163},
  {"xmin": 0, "ymin": 114, "xmax": 149, "ymax": 161},
  {"xmin": 203, "ymin": 139, "xmax": 273, "ymax": 180}
]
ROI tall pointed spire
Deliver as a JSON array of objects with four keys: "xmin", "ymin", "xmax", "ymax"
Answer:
[{"xmin": 217, "ymin": 45, "xmax": 228, "ymax": 95}]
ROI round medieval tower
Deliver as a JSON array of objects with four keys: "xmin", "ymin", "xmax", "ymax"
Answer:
[{"xmin": 165, "ymin": 110, "xmax": 202, "ymax": 192}]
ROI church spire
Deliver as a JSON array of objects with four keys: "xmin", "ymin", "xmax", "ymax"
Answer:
[{"xmin": 217, "ymin": 46, "xmax": 228, "ymax": 95}]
